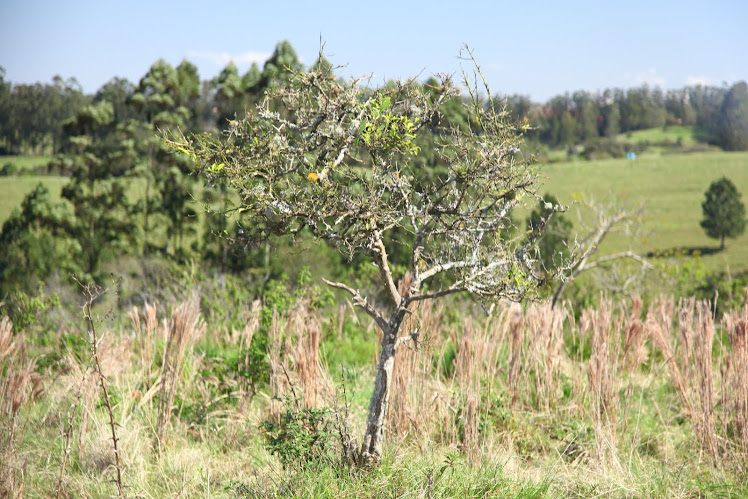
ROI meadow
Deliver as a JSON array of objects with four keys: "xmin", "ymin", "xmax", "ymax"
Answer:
[
  {"xmin": 535, "ymin": 151, "xmax": 748, "ymax": 274},
  {"xmin": 3, "ymin": 150, "xmax": 747, "ymax": 277},
  {"xmin": 0, "ymin": 175, "xmax": 69, "ymax": 224},
  {"xmin": 2, "ymin": 278, "xmax": 747, "ymax": 497},
  {"xmin": 0, "ymin": 155, "xmax": 53, "ymax": 173}
]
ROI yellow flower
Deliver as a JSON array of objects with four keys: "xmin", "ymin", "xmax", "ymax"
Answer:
[{"xmin": 307, "ymin": 172, "xmax": 320, "ymax": 182}]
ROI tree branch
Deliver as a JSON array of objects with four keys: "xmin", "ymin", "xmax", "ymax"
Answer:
[
  {"xmin": 582, "ymin": 250, "xmax": 655, "ymax": 273},
  {"xmin": 408, "ymin": 286, "xmax": 468, "ymax": 303},
  {"xmin": 321, "ymin": 278, "xmax": 389, "ymax": 331},
  {"xmin": 552, "ymin": 200, "xmax": 648, "ymax": 308},
  {"xmin": 372, "ymin": 234, "xmax": 401, "ymax": 308}
]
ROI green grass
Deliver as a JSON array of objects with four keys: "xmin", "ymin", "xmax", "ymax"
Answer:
[
  {"xmin": 2, "ymin": 150, "xmax": 747, "ymax": 278},
  {"xmin": 536, "ymin": 151, "xmax": 748, "ymax": 274},
  {"xmin": 0, "ymin": 154, "xmax": 53, "ymax": 172},
  {"xmin": 619, "ymin": 125, "xmax": 697, "ymax": 146},
  {"xmin": 0, "ymin": 176, "xmax": 69, "ymax": 224}
]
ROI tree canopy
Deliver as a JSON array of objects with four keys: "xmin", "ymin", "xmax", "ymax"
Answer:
[
  {"xmin": 170, "ymin": 53, "xmax": 563, "ymax": 464},
  {"xmin": 700, "ymin": 176, "xmax": 746, "ymax": 250}
]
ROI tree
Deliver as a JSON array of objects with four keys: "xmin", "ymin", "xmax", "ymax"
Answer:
[
  {"xmin": 0, "ymin": 66, "xmax": 10, "ymax": 153},
  {"xmin": 600, "ymin": 89, "xmax": 620, "ymax": 138},
  {"xmin": 0, "ymin": 183, "xmax": 70, "ymax": 295},
  {"xmin": 550, "ymin": 196, "xmax": 653, "ymax": 308},
  {"xmin": 241, "ymin": 62, "xmax": 262, "ymax": 94},
  {"xmin": 59, "ymin": 101, "xmax": 139, "ymax": 277},
  {"xmin": 170, "ymin": 52, "xmax": 562, "ymax": 465},
  {"xmin": 717, "ymin": 81, "xmax": 748, "ymax": 151},
  {"xmin": 211, "ymin": 61, "xmax": 244, "ymax": 126},
  {"xmin": 130, "ymin": 59, "xmax": 200, "ymax": 258},
  {"xmin": 526, "ymin": 194, "xmax": 572, "ymax": 279},
  {"xmin": 700, "ymin": 177, "xmax": 746, "ymax": 250},
  {"xmin": 260, "ymin": 40, "xmax": 303, "ymax": 88}
]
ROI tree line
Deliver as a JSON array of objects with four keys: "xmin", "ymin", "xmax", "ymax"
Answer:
[
  {"xmin": 503, "ymin": 81, "xmax": 748, "ymax": 151},
  {"xmin": 2, "ymin": 43, "xmax": 748, "ymax": 157}
]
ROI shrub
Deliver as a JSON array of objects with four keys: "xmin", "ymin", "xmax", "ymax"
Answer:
[
  {"xmin": 0, "ymin": 163, "xmax": 18, "ymax": 176},
  {"xmin": 260, "ymin": 398, "xmax": 337, "ymax": 470}
]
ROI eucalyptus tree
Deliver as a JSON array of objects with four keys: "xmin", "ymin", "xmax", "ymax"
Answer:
[
  {"xmin": 170, "ymin": 54, "xmax": 561, "ymax": 465},
  {"xmin": 59, "ymin": 100, "xmax": 139, "ymax": 277},
  {"xmin": 130, "ymin": 59, "xmax": 200, "ymax": 258},
  {"xmin": 0, "ymin": 184, "xmax": 69, "ymax": 294},
  {"xmin": 260, "ymin": 40, "xmax": 303, "ymax": 88},
  {"xmin": 717, "ymin": 82, "xmax": 748, "ymax": 151},
  {"xmin": 211, "ymin": 61, "xmax": 244, "ymax": 127}
]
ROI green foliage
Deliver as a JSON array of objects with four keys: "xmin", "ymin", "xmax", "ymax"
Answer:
[
  {"xmin": 0, "ymin": 183, "xmax": 73, "ymax": 293},
  {"xmin": 261, "ymin": 40, "xmax": 303, "ymax": 88},
  {"xmin": 717, "ymin": 81, "xmax": 748, "ymax": 151},
  {"xmin": 580, "ymin": 137, "xmax": 640, "ymax": 160},
  {"xmin": 700, "ymin": 176, "xmax": 746, "ymax": 249},
  {"xmin": 260, "ymin": 398, "xmax": 337, "ymax": 470},
  {"xmin": 322, "ymin": 318, "xmax": 376, "ymax": 370},
  {"xmin": 357, "ymin": 95, "xmax": 419, "ymax": 154},
  {"xmin": 0, "ymin": 74, "xmax": 89, "ymax": 155},
  {"xmin": 526, "ymin": 193, "xmax": 572, "ymax": 277},
  {"xmin": 0, "ymin": 162, "xmax": 18, "ymax": 176},
  {"xmin": 0, "ymin": 285, "xmax": 60, "ymax": 333}
]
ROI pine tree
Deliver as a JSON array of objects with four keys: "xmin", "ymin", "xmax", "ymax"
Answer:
[{"xmin": 700, "ymin": 177, "xmax": 746, "ymax": 250}]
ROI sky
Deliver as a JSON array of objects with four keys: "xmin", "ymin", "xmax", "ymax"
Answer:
[{"xmin": 1, "ymin": 0, "xmax": 747, "ymax": 102}]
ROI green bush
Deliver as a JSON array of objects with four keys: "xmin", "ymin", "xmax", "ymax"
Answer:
[
  {"xmin": 0, "ymin": 162, "xmax": 18, "ymax": 176},
  {"xmin": 260, "ymin": 398, "xmax": 337, "ymax": 470},
  {"xmin": 0, "ymin": 286, "xmax": 60, "ymax": 335}
]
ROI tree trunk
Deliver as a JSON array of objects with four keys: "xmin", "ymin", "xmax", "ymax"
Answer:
[
  {"xmin": 358, "ymin": 332, "xmax": 396, "ymax": 465},
  {"xmin": 551, "ymin": 280, "xmax": 566, "ymax": 309},
  {"xmin": 358, "ymin": 309, "xmax": 407, "ymax": 465}
]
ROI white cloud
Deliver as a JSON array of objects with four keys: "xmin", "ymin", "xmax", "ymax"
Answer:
[
  {"xmin": 685, "ymin": 75, "xmax": 716, "ymax": 86},
  {"xmin": 633, "ymin": 68, "xmax": 666, "ymax": 87},
  {"xmin": 188, "ymin": 50, "xmax": 271, "ymax": 67}
]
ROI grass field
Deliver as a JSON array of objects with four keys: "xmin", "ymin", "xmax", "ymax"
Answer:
[
  {"xmin": 536, "ymin": 151, "xmax": 748, "ymax": 274},
  {"xmin": 0, "ymin": 176, "xmax": 69, "ymax": 223},
  {"xmin": 0, "ymin": 154, "xmax": 53, "ymax": 172},
  {"xmin": 3, "ymin": 144, "xmax": 748, "ymax": 497},
  {"xmin": 3, "ymin": 282, "xmax": 748, "ymax": 497},
  {"xmin": 619, "ymin": 125, "xmax": 697, "ymax": 145},
  {"xmin": 1, "ymin": 149, "xmax": 747, "ymax": 277}
]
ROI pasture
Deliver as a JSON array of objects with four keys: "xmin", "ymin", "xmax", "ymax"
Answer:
[
  {"xmin": 2, "ymin": 147, "xmax": 748, "ymax": 497},
  {"xmin": 0, "ymin": 154, "xmax": 53, "ymax": 173},
  {"xmin": 538, "ymin": 151, "xmax": 748, "ymax": 273},
  {"xmin": 2, "ymin": 150, "xmax": 747, "ymax": 278},
  {"xmin": 0, "ymin": 175, "xmax": 69, "ymax": 224}
]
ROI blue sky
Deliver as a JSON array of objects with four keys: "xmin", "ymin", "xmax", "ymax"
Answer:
[{"xmin": 1, "ymin": 0, "xmax": 746, "ymax": 101}]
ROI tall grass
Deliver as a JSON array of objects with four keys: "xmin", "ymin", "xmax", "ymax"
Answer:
[
  {"xmin": 1, "ymin": 316, "xmax": 43, "ymax": 496},
  {"xmin": 156, "ymin": 295, "xmax": 204, "ymax": 449},
  {"xmin": 4, "ymin": 285, "xmax": 748, "ymax": 496}
]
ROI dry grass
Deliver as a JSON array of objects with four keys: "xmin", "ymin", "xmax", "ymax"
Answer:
[
  {"xmin": 5, "ymin": 285, "xmax": 748, "ymax": 495},
  {"xmin": 1, "ymin": 317, "xmax": 43, "ymax": 498},
  {"xmin": 722, "ymin": 289, "xmax": 748, "ymax": 462},
  {"xmin": 156, "ymin": 295, "xmax": 204, "ymax": 449},
  {"xmin": 583, "ymin": 298, "xmax": 622, "ymax": 466},
  {"xmin": 267, "ymin": 298, "xmax": 334, "ymax": 420}
]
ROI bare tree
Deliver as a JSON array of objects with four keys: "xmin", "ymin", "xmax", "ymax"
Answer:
[
  {"xmin": 551, "ymin": 196, "xmax": 655, "ymax": 308},
  {"xmin": 169, "ymin": 50, "xmax": 559, "ymax": 465}
]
